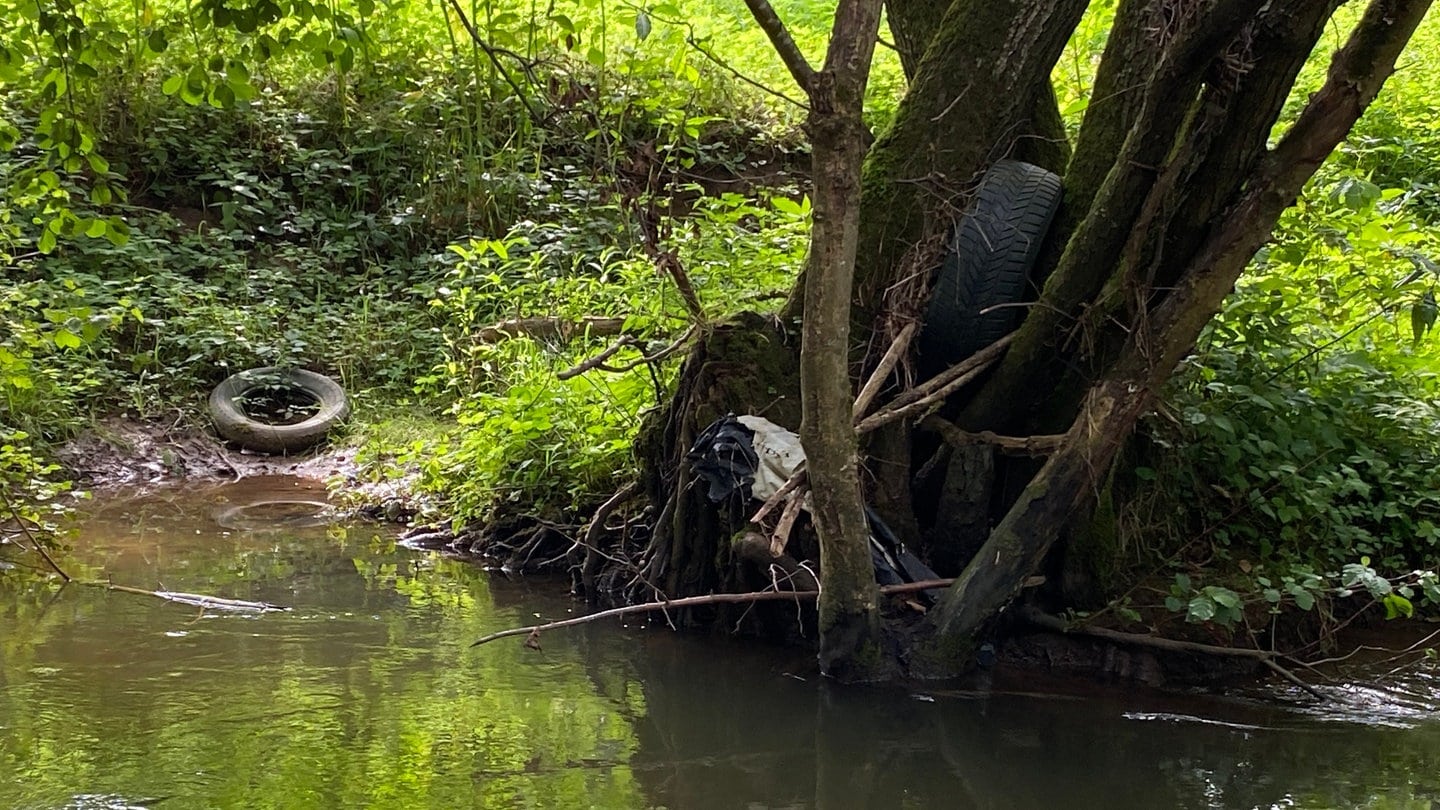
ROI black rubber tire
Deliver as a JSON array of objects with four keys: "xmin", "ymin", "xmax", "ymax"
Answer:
[
  {"xmin": 919, "ymin": 160, "xmax": 1062, "ymax": 369},
  {"xmin": 209, "ymin": 367, "xmax": 349, "ymax": 454}
]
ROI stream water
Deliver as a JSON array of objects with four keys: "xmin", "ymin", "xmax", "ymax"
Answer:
[{"xmin": 4, "ymin": 476, "xmax": 1440, "ymax": 809}]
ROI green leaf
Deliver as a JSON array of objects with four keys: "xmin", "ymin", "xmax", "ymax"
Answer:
[
  {"xmin": 1383, "ymin": 593, "xmax": 1414, "ymax": 620},
  {"xmin": 147, "ymin": 29, "xmax": 168, "ymax": 53},
  {"xmin": 53, "ymin": 328, "xmax": 82, "ymax": 349},
  {"xmin": 635, "ymin": 10, "xmax": 652, "ymax": 41},
  {"xmin": 1207, "ymin": 586, "xmax": 1241, "ymax": 609},
  {"xmin": 1411, "ymin": 291, "xmax": 1437, "ymax": 346},
  {"xmin": 1187, "ymin": 595, "xmax": 1215, "ymax": 623}
]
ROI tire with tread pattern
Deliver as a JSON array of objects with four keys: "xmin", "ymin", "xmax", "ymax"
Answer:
[
  {"xmin": 919, "ymin": 160, "xmax": 1062, "ymax": 370},
  {"xmin": 208, "ymin": 367, "xmax": 349, "ymax": 455}
]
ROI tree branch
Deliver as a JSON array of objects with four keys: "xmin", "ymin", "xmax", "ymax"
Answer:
[
  {"xmin": 919, "ymin": 415, "xmax": 1064, "ymax": 456},
  {"xmin": 743, "ymin": 0, "xmax": 818, "ymax": 92},
  {"xmin": 470, "ymin": 579, "xmax": 957, "ymax": 648}
]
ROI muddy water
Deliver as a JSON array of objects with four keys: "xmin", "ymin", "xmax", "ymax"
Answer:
[{"xmin": 4, "ymin": 477, "xmax": 1440, "ymax": 809}]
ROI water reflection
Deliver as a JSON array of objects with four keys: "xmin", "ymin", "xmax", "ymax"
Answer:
[{"xmin": 3, "ymin": 477, "xmax": 1440, "ymax": 809}]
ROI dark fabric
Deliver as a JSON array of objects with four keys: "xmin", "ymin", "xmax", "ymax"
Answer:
[
  {"xmin": 687, "ymin": 415, "xmax": 758, "ymax": 503},
  {"xmin": 688, "ymin": 417, "xmax": 943, "ymax": 603}
]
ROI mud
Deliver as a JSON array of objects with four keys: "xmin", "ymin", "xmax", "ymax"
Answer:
[{"xmin": 54, "ymin": 418, "xmax": 413, "ymax": 518}]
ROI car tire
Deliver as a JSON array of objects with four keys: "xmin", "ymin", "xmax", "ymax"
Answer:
[
  {"xmin": 209, "ymin": 367, "xmax": 349, "ymax": 454},
  {"xmin": 919, "ymin": 160, "xmax": 1062, "ymax": 370}
]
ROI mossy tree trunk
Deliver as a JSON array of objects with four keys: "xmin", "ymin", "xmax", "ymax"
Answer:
[{"xmin": 618, "ymin": 0, "xmax": 1432, "ymax": 678}]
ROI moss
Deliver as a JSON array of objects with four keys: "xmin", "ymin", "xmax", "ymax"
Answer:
[
  {"xmin": 1059, "ymin": 476, "xmax": 1122, "ymax": 608},
  {"xmin": 905, "ymin": 624, "xmax": 978, "ymax": 680}
]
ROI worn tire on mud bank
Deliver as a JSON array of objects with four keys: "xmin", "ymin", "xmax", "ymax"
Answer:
[{"xmin": 209, "ymin": 367, "xmax": 349, "ymax": 454}]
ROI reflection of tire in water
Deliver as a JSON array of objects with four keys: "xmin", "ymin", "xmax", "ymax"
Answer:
[{"xmin": 215, "ymin": 499, "xmax": 337, "ymax": 531}]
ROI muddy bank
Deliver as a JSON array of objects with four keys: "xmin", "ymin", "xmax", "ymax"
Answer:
[{"xmin": 55, "ymin": 419, "xmax": 413, "ymax": 518}]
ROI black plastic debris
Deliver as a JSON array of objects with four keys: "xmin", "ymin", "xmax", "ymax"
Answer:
[
  {"xmin": 690, "ymin": 415, "xmax": 943, "ymax": 600},
  {"xmin": 686, "ymin": 414, "xmax": 758, "ymax": 502}
]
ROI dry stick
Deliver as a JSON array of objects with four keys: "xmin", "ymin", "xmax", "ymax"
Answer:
[
  {"xmin": 0, "ymin": 489, "xmax": 70, "ymax": 582},
  {"xmin": 87, "ymin": 582, "xmax": 289, "ymax": 612},
  {"xmin": 557, "ymin": 336, "xmax": 637, "ymax": 380},
  {"xmin": 770, "ymin": 487, "xmax": 807, "ymax": 556},
  {"xmin": 750, "ymin": 468, "xmax": 808, "ymax": 524},
  {"xmin": 471, "ymin": 579, "xmax": 956, "ymax": 647},
  {"xmin": 919, "ymin": 414, "xmax": 1065, "ymax": 456},
  {"xmin": 856, "ymin": 333, "xmax": 1013, "ymax": 435},
  {"xmin": 853, "ymin": 322, "xmax": 918, "ymax": 422},
  {"xmin": 1018, "ymin": 607, "xmax": 1325, "ymax": 700}
]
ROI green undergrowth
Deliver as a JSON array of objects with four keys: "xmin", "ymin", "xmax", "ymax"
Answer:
[
  {"xmin": 1103, "ymin": 11, "xmax": 1440, "ymax": 633},
  {"xmin": 0, "ymin": 0, "xmax": 820, "ymax": 559}
]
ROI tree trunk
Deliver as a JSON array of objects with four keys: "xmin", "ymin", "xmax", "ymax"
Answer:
[
  {"xmin": 927, "ymin": 0, "xmax": 1433, "ymax": 653},
  {"xmin": 613, "ymin": 0, "xmax": 1431, "ymax": 682},
  {"xmin": 791, "ymin": 0, "xmax": 891, "ymax": 679}
]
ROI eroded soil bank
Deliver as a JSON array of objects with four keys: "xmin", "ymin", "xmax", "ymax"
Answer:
[{"xmin": 54, "ymin": 418, "xmax": 412, "ymax": 518}]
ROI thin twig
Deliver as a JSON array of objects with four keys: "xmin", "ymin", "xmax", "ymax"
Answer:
[
  {"xmin": 444, "ymin": 0, "xmax": 545, "ymax": 124},
  {"xmin": 0, "ymin": 489, "xmax": 70, "ymax": 581},
  {"xmin": 471, "ymin": 579, "xmax": 955, "ymax": 647},
  {"xmin": 558, "ymin": 336, "xmax": 638, "ymax": 380},
  {"xmin": 610, "ymin": 0, "xmax": 807, "ymax": 108}
]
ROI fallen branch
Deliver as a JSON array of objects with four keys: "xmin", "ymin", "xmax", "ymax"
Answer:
[
  {"xmin": 1, "ymin": 488, "xmax": 70, "ymax": 582},
  {"xmin": 919, "ymin": 415, "xmax": 1065, "ymax": 456},
  {"xmin": 479, "ymin": 316, "xmax": 627, "ymax": 344},
  {"xmin": 470, "ymin": 578, "xmax": 956, "ymax": 647},
  {"xmin": 855, "ymin": 333, "xmax": 1013, "ymax": 434},
  {"xmin": 1018, "ymin": 607, "xmax": 1324, "ymax": 700},
  {"xmin": 557, "ymin": 335, "xmax": 638, "ymax": 380},
  {"xmin": 88, "ymin": 582, "xmax": 290, "ymax": 612}
]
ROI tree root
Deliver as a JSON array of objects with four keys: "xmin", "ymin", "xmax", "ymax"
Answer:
[{"xmin": 1018, "ymin": 606, "xmax": 1325, "ymax": 700}]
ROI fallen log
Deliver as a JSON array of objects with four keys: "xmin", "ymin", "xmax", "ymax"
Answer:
[{"xmin": 478, "ymin": 316, "xmax": 626, "ymax": 343}]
